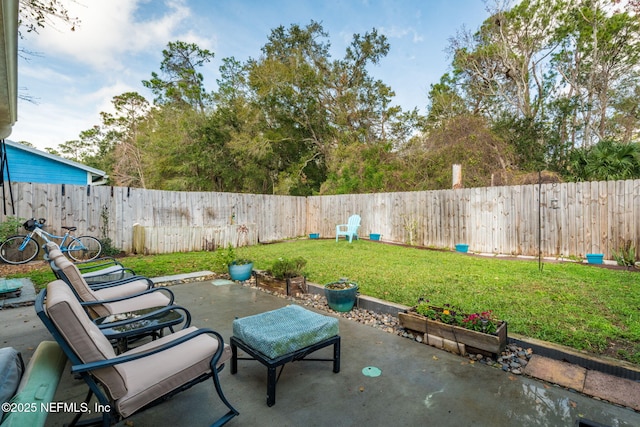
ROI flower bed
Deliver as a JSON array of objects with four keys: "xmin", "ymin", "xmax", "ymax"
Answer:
[{"xmin": 398, "ymin": 303, "xmax": 507, "ymax": 355}]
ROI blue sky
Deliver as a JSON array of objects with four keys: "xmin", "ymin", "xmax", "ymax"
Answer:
[{"xmin": 12, "ymin": 0, "xmax": 490, "ymax": 151}]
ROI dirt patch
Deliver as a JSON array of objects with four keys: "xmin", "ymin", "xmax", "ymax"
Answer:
[{"xmin": 0, "ymin": 260, "xmax": 49, "ymax": 278}]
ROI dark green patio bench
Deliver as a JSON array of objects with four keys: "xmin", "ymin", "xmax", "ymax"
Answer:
[{"xmin": 1, "ymin": 341, "xmax": 67, "ymax": 427}]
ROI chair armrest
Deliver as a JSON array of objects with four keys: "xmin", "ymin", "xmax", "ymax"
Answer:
[
  {"xmin": 95, "ymin": 305, "xmax": 192, "ymax": 330},
  {"xmin": 79, "ymin": 286, "xmax": 175, "ymax": 306},
  {"xmin": 85, "ymin": 268, "xmax": 137, "ymax": 286},
  {"xmin": 75, "ymin": 257, "xmax": 122, "ymax": 271},
  {"xmin": 88, "ymin": 275, "xmax": 153, "ymax": 290},
  {"xmin": 70, "ymin": 328, "xmax": 225, "ymax": 373}
]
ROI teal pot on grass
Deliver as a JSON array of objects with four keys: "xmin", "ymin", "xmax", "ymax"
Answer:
[
  {"xmin": 586, "ymin": 254, "xmax": 604, "ymax": 264},
  {"xmin": 309, "ymin": 233, "xmax": 320, "ymax": 239},
  {"xmin": 455, "ymin": 244, "xmax": 469, "ymax": 253},
  {"xmin": 324, "ymin": 281, "xmax": 358, "ymax": 312},
  {"xmin": 229, "ymin": 262, "xmax": 254, "ymax": 281},
  {"xmin": 369, "ymin": 233, "xmax": 381, "ymax": 241}
]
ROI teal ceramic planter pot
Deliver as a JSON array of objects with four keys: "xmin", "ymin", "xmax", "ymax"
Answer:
[
  {"xmin": 324, "ymin": 281, "xmax": 358, "ymax": 312},
  {"xmin": 455, "ymin": 244, "xmax": 469, "ymax": 253},
  {"xmin": 309, "ymin": 233, "xmax": 320, "ymax": 239},
  {"xmin": 229, "ymin": 262, "xmax": 254, "ymax": 281},
  {"xmin": 586, "ymin": 253, "xmax": 604, "ymax": 264},
  {"xmin": 369, "ymin": 233, "xmax": 381, "ymax": 241}
]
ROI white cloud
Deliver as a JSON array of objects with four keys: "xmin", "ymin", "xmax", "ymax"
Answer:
[
  {"xmin": 24, "ymin": 0, "xmax": 192, "ymax": 70},
  {"xmin": 380, "ymin": 26, "xmax": 424, "ymax": 43},
  {"xmin": 15, "ymin": 101, "xmax": 90, "ymax": 147}
]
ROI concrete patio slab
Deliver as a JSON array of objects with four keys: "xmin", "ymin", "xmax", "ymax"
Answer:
[{"xmin": 2, "ymin": 280, "xmax": 634, "ymax": 427}]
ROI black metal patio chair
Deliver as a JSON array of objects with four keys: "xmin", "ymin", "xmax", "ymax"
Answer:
[{"xmin": 35, "ymin": 280, "xmax": 239, "ymax": 427}]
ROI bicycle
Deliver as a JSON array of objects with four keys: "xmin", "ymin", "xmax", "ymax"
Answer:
[{"xmin": 0, "ymin": 218, "xmax": 103, "ymax": 264}]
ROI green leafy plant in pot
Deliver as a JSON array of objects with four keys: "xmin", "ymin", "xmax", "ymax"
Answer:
[
  {"xmin": 268, "ymin": 257, "xmax": 308, "ymax": 294},
  {"xmin": 269, "ymin": 257, "xmax": 307, "ymax": 279},
  {"xmin": 324, "ymin": 278, "xmax": 358, "ymax": 312},
  {"xmin": 215, "ymin": 244, "xmax": 253, "ymax": 281}
]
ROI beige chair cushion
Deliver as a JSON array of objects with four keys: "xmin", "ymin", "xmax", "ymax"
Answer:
[
  {"xmin": 101, "ymin": 292, "xmax": 171, "ymax": 315},
  {"xmin": 51, "ymin": 252, "xmax": 166, "ymax": 318},
  {"xmin": 46, "ymin": 280, "xmax": 128, "ymax": 399},
  {"xmin": 93, "ymin": 281, "xmax": 152, "ymax": 300},
  {"xmin": 52, "ymin": 255, "xmax": 101, "ymax": 301},
  {"xmin": 115, "ymin": 327, "xmax": 231, "ymax": 418}
]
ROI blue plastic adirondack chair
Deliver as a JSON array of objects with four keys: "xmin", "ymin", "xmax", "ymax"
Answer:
[{"xmin": 336, "ymin": 214, "xmax": 361, "ymax": 243}]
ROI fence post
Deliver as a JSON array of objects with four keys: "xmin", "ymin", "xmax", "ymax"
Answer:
[
  {"xmin": 132, "ymin": 224, "xmax": 145, "ymax": 254},
  {"xmin": 452, "ymin": 164, "xmax": 462, "ymax": 189}
]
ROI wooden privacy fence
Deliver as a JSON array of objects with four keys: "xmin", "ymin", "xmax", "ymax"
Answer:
[
  {"xmin": 1, "ymin": 179, "xmax": 638, "ymax": 258},
  {"xmin": 0, "ymin": 183, "xmax": 306, "ymax": 253},
  {"xmin": 306, "ymin": 179, "xmax": 640, "ymax": 259}
]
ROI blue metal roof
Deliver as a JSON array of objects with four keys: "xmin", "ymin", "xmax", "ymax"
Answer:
[{"xmin": 2, "ymin": 139, "xmax": 108, "ymax": 185}]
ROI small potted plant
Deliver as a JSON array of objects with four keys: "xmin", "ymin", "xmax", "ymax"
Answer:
[
  {"xmin": 215, "ymin": 244, "xmax": 253, "ymax": 281},
  {"xmin": 324, "ymin": 278, "xmax": 358, "ymax": 312},
  {"xmin": 269, "ymin": 257, "xmax": 307, "ymax": 280},
  {"xmin": 269, "ymin": 257, "xmax": 307, "ymax": 294}
]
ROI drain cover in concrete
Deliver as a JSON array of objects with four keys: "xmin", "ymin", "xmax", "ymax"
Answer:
[
  {"xmin": 362, "ymin": 366, "xmax": 381, "ymax": 377},
  {"xmin": 212, "ymin": 279, "xmax": 235, "ymax": 286}
]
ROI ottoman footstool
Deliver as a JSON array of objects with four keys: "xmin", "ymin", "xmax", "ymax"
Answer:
[{"xmin": 230, "ymin": 305, "xmax": 340, "ymax": 406}]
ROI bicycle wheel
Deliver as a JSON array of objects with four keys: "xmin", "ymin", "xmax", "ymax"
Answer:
[
  {"xmin": 0, "ymin": 235, "xmax": 40, "ymax": 264},
  {"xmin": 67, "ymin": 236, "xmax": 102, "ymax": 262}
]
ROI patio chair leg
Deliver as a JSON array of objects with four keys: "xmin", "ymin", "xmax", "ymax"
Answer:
[
  {"xmin": 333, "ymin": 337, "xmax": 341, "ymax": 373},
  {"xmin": 210, "ymin": 368, "xmax": 239, "ymax": 427},
  {"xmin": 68, "ymin": 388, "xmax": 114, "ymax": 427}
]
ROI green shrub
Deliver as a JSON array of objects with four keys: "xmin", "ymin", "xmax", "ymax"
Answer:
[
  {"xmin": 100, "ymin": 237, "xmax": 122, "ymax": 257},
  {"xmin": 269, "ymin": 257, "xmax": 307, "ymax": 279},
  {"xmin": 612, "ymin": 240, "xmax": 638, "ymax": 268},
  {"xmin": 0, "ymin": 216, "xmax": 26, "ymax": 241},
  {"xmin": 214, "ymin": 244, "xmax": 251, "ymax": 271}
]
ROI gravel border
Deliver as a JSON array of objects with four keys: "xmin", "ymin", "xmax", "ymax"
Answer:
[{"xmin": 238, "ymin": 277, "xmax": 533, "ymax": 375}]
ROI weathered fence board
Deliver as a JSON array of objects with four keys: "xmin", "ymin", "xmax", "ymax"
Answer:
[
  {"xmin": 1, "ymin": 179, "xmax": 639, "ymax": 259},
  {"xmin": 132, "ymin": 224, "xmax": 258, "ymax": 255}
]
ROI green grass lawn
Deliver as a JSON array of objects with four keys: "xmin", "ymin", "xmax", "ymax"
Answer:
[{"xmin": 18, "ymin": 239, "xmax": 640, "ymax": 364}]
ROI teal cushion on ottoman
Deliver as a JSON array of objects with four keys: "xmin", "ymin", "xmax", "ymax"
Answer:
[{"xmin": 232, "ymin": 305, "xmax": 339, "ymax": 359}]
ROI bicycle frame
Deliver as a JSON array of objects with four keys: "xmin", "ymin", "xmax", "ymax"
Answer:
[{"xmin": 23, "ymin": 225, "xmax": 76, "ymax": 253}]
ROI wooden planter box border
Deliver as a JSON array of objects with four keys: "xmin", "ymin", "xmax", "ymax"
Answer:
[
  {"xmin": 398, "ymin": 310, "xmax": 507, "ymax": 354},
  {"xmin": 253, "ymin": 270, "xmax": 307, "ymax": 296}
]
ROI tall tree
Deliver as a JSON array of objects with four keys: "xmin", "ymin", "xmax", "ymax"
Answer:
[
  {"xmin": 450, "ymin": 0, "xmax": 564, "ymax": 121},
  {"xmin": 552, "ymin": 0, "xmax": 640, "ymax": 146},
  {"xmin": 142, "ymin": 41, "xmax": 214, "ymax": 113},
  {"xmin": 243, "ymin": 21, "xmax": 417, "ymax": 194},
  {"xmin": 98, "ymin": 92, "xmax": 150, "ymax": 188}
]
